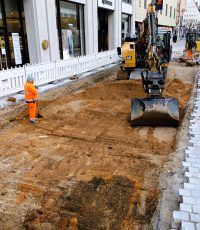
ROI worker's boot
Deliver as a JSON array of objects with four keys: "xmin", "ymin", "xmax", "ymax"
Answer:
[{"xmin": 29, "ymin": 119, "xmax": 38, "ymax": 124}]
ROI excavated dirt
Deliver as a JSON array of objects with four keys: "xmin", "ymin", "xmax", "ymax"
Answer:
[{"xmin": 0, "ymin": 62, "xmax": 198, "ymax": 230}]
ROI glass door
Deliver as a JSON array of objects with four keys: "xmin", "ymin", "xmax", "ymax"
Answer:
[
  {"xmin": 0, "ymin": 0, "xmax": 29, "ymax": 68},
  {"xmin": 0, "ymin": 28, "xmax": 8, "ymax": 69},
  {"xmin": 98, "ymin": 8, "xmax": 109, "ymax": 52}
]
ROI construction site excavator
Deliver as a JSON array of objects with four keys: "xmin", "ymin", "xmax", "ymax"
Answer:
[{"xmin": 119, "ymin": 1, "xmax": 179, "ymax": 126}]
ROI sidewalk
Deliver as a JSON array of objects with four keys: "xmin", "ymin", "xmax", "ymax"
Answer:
[
  {"xmin": 171, "ymin": 39, "xmax": 185, "ymax": 60},
  {"xmin": 173, "ymin": 73, "xmax": 200, "ymax": 230}
]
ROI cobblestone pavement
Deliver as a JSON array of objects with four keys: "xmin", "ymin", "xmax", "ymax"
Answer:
[{"xmin": 173, "ymin": 74, "xmax": 200, "ymax": 230}]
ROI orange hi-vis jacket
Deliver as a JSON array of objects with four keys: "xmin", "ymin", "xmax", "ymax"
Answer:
[{"xmin": 24, "ymin": 81, "xmax": 38, "ymax": 103}]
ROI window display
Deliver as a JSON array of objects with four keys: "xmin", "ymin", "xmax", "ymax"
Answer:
[{"xmin": 57, "ymin": 1, "xmax": 85, "ymax": 59}]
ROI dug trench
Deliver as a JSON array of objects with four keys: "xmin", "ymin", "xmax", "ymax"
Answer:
[{"xmin": 0, "ymin": 62, "xmax": 198, "ymax": 230}]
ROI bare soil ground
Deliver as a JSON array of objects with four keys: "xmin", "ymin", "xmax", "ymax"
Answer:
[{"xmin": 0, "ymin": 62, "xmax": 198, "ymax": 230}]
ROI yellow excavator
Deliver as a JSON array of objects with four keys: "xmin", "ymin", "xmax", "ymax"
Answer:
[
  {"xmin": 118, "ymin": 1, "xmax": 179, "ymax": 126},
  {"xmin": 185, "ymin": 32, "xmax": 200, "ymax": 53}
]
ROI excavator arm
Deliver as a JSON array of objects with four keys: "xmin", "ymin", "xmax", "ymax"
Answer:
[{"xmin": 131, "ymin": 1, "xmax": 179, "ymax": 126}]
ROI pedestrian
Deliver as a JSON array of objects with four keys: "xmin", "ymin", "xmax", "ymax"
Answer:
[{"xmin": 24, "ymin": 75, "xmax": 38, "ymax": 124}]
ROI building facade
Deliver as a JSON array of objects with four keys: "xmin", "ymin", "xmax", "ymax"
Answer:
[
  {"xmin": 175, "ymin": 0, "xmax": 186, "ymax": 38},
  {"xmin": 135, "ymin": 0, "xmax": 178, "ymax": 33},
  {"xmin": 182, "ymin": 0, "xmax": 200, "ymax": 34},
  {"xmin": 0, "ymin": 0, "xmax": 136, "ymax": 69}
]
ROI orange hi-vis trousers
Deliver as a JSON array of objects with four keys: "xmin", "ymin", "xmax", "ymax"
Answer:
[
  {"xmin": 188, "ymin": 50, "xmax": 192, "ymax": 59},
  {"xmin": 27, "ymin": 103, "xmax": 37, "ymax": 120}
]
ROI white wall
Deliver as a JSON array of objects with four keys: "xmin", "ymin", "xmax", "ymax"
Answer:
[
  {"xmin": 45, "ymin": 0, "xmax": 60, "ymax": 61},
  {"xmin": 108, "ymin": 0, "xmax": 122, "ymax": 49},
  {"xmin": 23, "ymin": 0, "xmax": 60, "ymax": 64}
]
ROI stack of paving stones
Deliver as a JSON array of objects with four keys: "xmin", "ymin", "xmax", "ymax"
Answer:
[{"xmin": 172, "ymin": 78, "xmax": 200, "ymax": 230}]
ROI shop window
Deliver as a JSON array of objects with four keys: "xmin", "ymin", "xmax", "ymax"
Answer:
[
  {"xmin": 122, "ymin": 14, "xmax": 131, "ymax": 44},
  {"xmin": 5, "ymin": 0, "xmax": 21, "ymax": 66},
  {"xmin": 58, "ymin": 1, "xmax": 85, "ymax": 59}
]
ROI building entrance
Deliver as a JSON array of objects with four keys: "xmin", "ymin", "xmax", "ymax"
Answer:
[
  {"xmin": 98, "ymin": 8, "xmax": 109, "ymax": 52},
  {"xmin": 0, "ymin": 0, "xmax": 29, "ymax": 69}
]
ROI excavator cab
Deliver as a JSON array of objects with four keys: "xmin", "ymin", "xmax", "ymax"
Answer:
[
  {"xmin": 186, "ymin": 32, "xmax": 200, "ymax": 52},
  {"xmin": 162, "ymin": 32, "xmax": 172, "ymax": 63}
]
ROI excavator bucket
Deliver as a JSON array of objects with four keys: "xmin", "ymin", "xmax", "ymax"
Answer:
[{"xmin": 131, "ymin": 97, "xmax": 179, "ymax": 126}]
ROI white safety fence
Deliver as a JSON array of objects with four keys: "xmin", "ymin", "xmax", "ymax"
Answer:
[{"xmin": 0, "ymin": 50, "xmax": 119, "ymax": 98}]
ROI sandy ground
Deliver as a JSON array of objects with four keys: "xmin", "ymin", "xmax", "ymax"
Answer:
[{"xmin": 0, "ymin": 62, "xmax": 198, "ymax": 230}]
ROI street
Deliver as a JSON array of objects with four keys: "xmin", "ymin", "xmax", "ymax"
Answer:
[{"xmin": 0, "ymin": 48, "xmax": 198, "ymax": 229}]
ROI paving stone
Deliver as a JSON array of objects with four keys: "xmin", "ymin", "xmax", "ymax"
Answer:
[
  {"xmin": 191, "ymin": 163, "xmax": 200, "ymax": 169},
  {"xmin": 189, "ymin": 177, "xmax": 200, "ymax": 185},
  {"xmin": 190, "ymin": 213, "xmax": 200, "ymax": 222},
  {"xmin": 191, "ymin": 190, "xmax": 200, "ymax": 197},
  {"xmin": 187, "ymin": 153, "xmax": 199, "ymax": 159},
  {"xmin": 183, "ymin": 162, "xmax": 192, "ymax": 167},
  {"xmin": 180, "ymin": 203, "xmax": 192, "ymax": 212},
  {"xmin": 196, "ymin": 223, "xmax": 200, "ymax": 230},
  {"xmin": 189, "ymin": 167, "xmax": 200, "ymax": 173},
  {"xmin": 184, "ymin": 183, "xmax": 200, "ymax": 191},
  {"xmin": 181, "ymin": 221, "xmax": 195, "ymax": 230},
  {"xmin": 173, "ymin": 211, "xmax": 190, "ymax": 222},
  {"xmin": 183, "ymin": 196, "xmax": 200, "ymax": 205},
  {"xmin": 179, "ymin": 189, "xmax": 191, "ymax": 196},
  {"xmin": 194, "ymin": 158, "xmax": 200, "ymax": 164},
  {"xmin": 186, "ymin": 172, "xmax": 200, "ymax": 179},
  {"xmin": 193, "ymin": 205, "xmax": 200, "ymax": 214},
  {"xmin": 186, "ymin": 158, "xmax": 197, "ymax": 163}
]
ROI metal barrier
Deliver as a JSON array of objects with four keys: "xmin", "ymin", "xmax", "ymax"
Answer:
[{"xmin": 0, "ymin": 50, "xmax": 119, "ymax": 98}]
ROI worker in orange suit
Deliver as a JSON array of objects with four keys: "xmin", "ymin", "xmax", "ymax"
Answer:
[
  {"xmin": 188, "ymin": 38, "xmax": 197, "ymax": 59},
  {"xmin": 24, "ymin": 75, "xmax": 38, "ymax": 124}
]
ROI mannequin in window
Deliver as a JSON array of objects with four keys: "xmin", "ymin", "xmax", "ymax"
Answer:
[{"xmin": 62, "ymin": 23, "xmax": 74, "ymax": 59}]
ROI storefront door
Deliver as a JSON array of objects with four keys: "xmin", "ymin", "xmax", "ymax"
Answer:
[
  {"xmin": 0, "ymin": 28, "xmax": 8, "ymax": 70},
  {"xmin": 98, "ymin": 8, "xmax": 109, "ymax": 52},
  {"xmin": 0, "ymin": 0, "xmax": 29, "ymax": 68}
]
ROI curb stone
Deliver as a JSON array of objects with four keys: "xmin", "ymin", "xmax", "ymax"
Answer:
[{"xmin": 173, "ymin": 72, "xmax": 200, "ymax": 229}]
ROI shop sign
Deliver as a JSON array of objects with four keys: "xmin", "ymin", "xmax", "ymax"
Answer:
[
  {"xmin": 12, "ymin": 33, "xmax": 22, "ymax": 65},
  {"xmin": 98, "ymin": 0, "xmax": 115, "ymax": 10}
]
